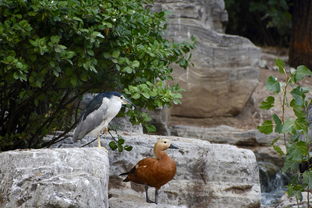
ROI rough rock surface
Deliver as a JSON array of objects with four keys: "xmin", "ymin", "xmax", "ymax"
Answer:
[
  {"xmin": 109, "ymin": 195, "xmax": 187, "ymax": 208},
  {"xmin": 170, "ymin": 125, "xmax": 284, "ymax": 166},
  {"xmin": 153, "ymin": 0, "xmax": 260, "ymax": 118},
  {"xmin": 106, "ymin": 134, "xmax": 261, "ymax": 208},
  {"xmin": 0, "ymin": 148, "xmax": 109, "ymax": 208},
  {"xmin": 51, "ymin": 131, "xmax": 261, "ymax": 208},
  {"xmin": 272, "ymin": 192, "xmax": 311, "ymax": 208}
]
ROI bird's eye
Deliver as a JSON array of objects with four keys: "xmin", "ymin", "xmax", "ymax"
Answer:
[{"xmin": 164, "ymin": 141, "xmax": 167, "ymax": 144}]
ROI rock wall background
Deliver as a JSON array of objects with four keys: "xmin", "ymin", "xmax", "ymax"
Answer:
[{"xmin": 153, "ymin": 0, "xmax": 260, "ymax": 119}]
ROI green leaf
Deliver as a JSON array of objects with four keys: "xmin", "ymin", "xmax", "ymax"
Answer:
[
  {"xmin": 103, "ymin": 52, "xmax": 111, "ymax": 58},
  {"xmin": 117, "ymin": 138, "xmax": 125, "ymax": 145},
  {"xmin": 144, "ymin": 124, "xmax": 156, "ymax": 133},
  {"xmin": 295, "ymin": 65, "xmax": 312, "ymax": 82},
  {"xmin": 257, "ymin": 120, "xmax": 273, "ymax": 134},
  {"xmin": 260, "ymin": 96, "xmax": 275, "ymax": 109},
  {"xmin": 117, "ymin": 144, "xmax": 123, "ymax": 152},
  {"xmin": 112, "ymin": 50, "xmax": 120, "ymax": 58},
  {"xmin": 303, "ymin": 171, "xmax": 312, "ymax": 189},
  {"xmin": 271, "ymin": 137, "xmax": 280, "ymax": 145},
  {"xmin": 290, "ymin": 100, "xmax": 306, "ymax": 119},
  {"xmin": 275, "ymin": 59, "xmax": 286, "ymax": 74},
  {"xmin": 123, "ymin": 66, "xmax": 133, "ymax": 74},
  {"xmin": 109, "ymin": 141, "xmax": 117, "ymax": 150},
  {"xmin": 142, "ymin": 92, "xmax": 150, "ymax": 99},
  {"xmin": 273, "ymin": 145, "xmax": 284, "ymax": 156},
  {"xmin": 132, "ymin": 60, "xmax": 140, "ymax": 68},
  {"xmin": 294, "ymin": 118, "xmax": 308, "ymax": 133},
  {"xmin": 288, "ymin": 141, "xmax": 309, "ymax": 162},
  {"xmin": 131, "ymin": 93, "xmax": 140, "ymax": 99},
  {"xmin": 124, "ymin": 145, "xmax": 133, "ymax": 151},
  {"xmin": 291, "ymin": 86, "xmax": 306, "ymax": 106},
  {"xmin": 281, "ymin": 119, "xmax": 294, "ymax": 133},
  {"xmin": 96, "ymin": 32, "xmax": 104, "ymax": 39},
  {"xmin": 50, "ymin": 35, "xmax": 60, "ymax": 44},
  {"xmin": 287, "ymin": 184, "xmax": 304, "ymax": 201},
  {"xmin": 70, "ymin": 77, "xmax": 78, "ymax": 87},
  {"xmin": 272, "ymin": 114, "xmax": 282, "ymax": 133},
  {"xmin": 265, "ymin": 76, "xmax": 280, "ymax": 93}
]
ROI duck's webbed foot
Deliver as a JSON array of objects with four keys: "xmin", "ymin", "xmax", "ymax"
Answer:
[
  {"xmin": 145, "ymin": 185, "xmax": 158, "ymax": 204},
  {"xmin": 146, "ymin": 199, "xmax": 157, "ymax": 204}
]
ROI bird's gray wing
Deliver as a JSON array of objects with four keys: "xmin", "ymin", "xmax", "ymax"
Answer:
[
  {"xmin": 73, "ymin": 96, "xmax": 109, "ymax": 141},
  {"xmin": 82, "ymin": 93, "xmax": 106, "ymax": 120}
]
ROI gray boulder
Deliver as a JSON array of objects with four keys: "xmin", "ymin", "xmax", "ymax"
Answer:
[
  {"xmin": 170, "ymin": 124, "xmax": 285, "ymax": 167},
  {"xmin": 29, "ymin": 129, "xmax": 261, "ymax": 208},
  {"xmin": 0, "ymin": 148, "xmax": 109, "ymax": 208},
  {"xmin": 106, "ymin": 134, "xmax": 261, "ymax": 208}
]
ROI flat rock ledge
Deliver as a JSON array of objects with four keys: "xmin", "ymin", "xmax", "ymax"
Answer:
[{"xmin": 0, "ymin": 148, "xmax": 109, "ymax": 208}]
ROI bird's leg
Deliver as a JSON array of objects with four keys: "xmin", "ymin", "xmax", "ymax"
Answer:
[
  {"xmin": 97, "ymin": 135, "xmax": 102, "ymax": 147},
  {"xmin": 145, "ymin": 185, "xmax": 149, "ymax": 203},
  {"xmin": 97, "ymin": 134, "xmax": 107, "ymax": 152},
  {"xmin": 155, "ymin": 188, "xmax": 158, "ymax": 204},
  {"xmin": 145, "ymin": 185, "xmax": 156, "ymax": 203},
  {"xmin": 97, "ymin": 127, "xmax": 108, "ymax": 151}
]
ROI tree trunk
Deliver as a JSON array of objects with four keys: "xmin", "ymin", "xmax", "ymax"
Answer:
[{"xmin": 289, "ymin": 0, "xmax": 312, "ymax": 69}]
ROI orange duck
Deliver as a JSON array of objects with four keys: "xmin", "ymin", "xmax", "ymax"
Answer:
[{"xmin": 120, "ymin": 138, "xmax": 178, "ymax": 204}]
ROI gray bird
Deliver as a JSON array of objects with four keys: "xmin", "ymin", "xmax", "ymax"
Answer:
[{"xmin": 73, "ymin": 92, "xmax": 131, "ymax": 148}]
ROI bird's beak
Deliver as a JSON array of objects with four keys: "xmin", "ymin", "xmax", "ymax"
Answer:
[
  {"xmin": 122, "ymin": 97, "xmax": 132, "ymax": 105},
  {"xmin": 169, "ymin": 144, "xmax": 179, "ymax": 149},
  {"xmin": 122, "ymin": 98, "xmax": 137, "ymax": 109}
]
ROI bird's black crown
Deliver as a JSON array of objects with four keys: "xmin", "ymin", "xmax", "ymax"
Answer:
[{"xmin": 102, "ymin": 91, "xmax": 123, "ymax": 98}]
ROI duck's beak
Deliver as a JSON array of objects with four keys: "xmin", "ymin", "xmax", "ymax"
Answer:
[{"xmin": 169, "ymin": 144, "xmax": 179, "ymax": 149}]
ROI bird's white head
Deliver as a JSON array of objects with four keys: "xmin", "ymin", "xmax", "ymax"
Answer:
[{"xmin": 109, "ymin": 92, "xmax": 132, "ymax": 105}]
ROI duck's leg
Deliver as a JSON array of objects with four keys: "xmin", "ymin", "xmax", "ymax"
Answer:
[
  {"xmin": 155, "ymin": 188, "xmax": 158, "ymax": 204},
  {"xmin": 145, "ymin": 185, "xmax": 155, "ymax": 203}
]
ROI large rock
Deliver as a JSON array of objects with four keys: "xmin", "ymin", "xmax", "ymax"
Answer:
[
  {"xmin": 169, "ymin": 124, "xmax": 287, "ymax": 206},
  {"xmin": 170, "ymin": 125, "xmax": 284, "ymax": 167},
  {"xmin": 106, "ymin": 134, "xmax": 261, "ymax": 208},
  {"xmin": 153, "ymin": 0, "xmax": 260, "ymax": 119},
  {"xmin": 0, "ymin": 148, "xmax": 109, "ymax": 208}
]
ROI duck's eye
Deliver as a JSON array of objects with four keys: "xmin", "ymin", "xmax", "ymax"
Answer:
[{"xmin": 164, "ymin": 141, "xmax": 167, "ymax": 144}]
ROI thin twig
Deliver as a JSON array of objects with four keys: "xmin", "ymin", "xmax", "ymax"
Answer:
[
  {"xmin": 108, "ymin": 128, "xmax": 118, "ymax": 142},
  {"xmin": 282, "ymin": 77, "xmax": 290, "ymax": 147},
  {"xmin": 308, "ymin": 190, "xmax": 310, "ymax": 208},
  {"xmin": 81, "ymin": 137, "xmax": 98, "ymax": 147}
]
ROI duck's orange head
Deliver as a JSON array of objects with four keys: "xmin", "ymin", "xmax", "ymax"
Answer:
[{"xmin": 154, "ymin": 138, "xmax": 178, "ymax": 153}]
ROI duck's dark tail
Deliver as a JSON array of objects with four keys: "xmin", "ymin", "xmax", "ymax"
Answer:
[
  {"xmin": 119, "ymin": 172, "xmax": 130, "ymax": 182},
  {"xmin": 119, "ymin": 172, "xmax": 128, "ymax": 176},
  {"xmin": 120, "ymin": 167, "xmax": 136, "ymax": 182}
]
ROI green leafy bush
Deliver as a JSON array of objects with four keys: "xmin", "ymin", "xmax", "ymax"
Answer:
[
  {"xmin": 258, "ymin": 60, "xmax": 312, "ymax": 204},
  {"xmin": 224, "ymin": 0, "xmax": 292, "ymax": 46},
  {"xmin": 0, "ymin": 0, "xmax": 195, "ymax": 151}
]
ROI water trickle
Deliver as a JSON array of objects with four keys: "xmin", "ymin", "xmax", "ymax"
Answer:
[{"xmin": 259, "ymin": 162, "xmax": 288, "ymax": 206}]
